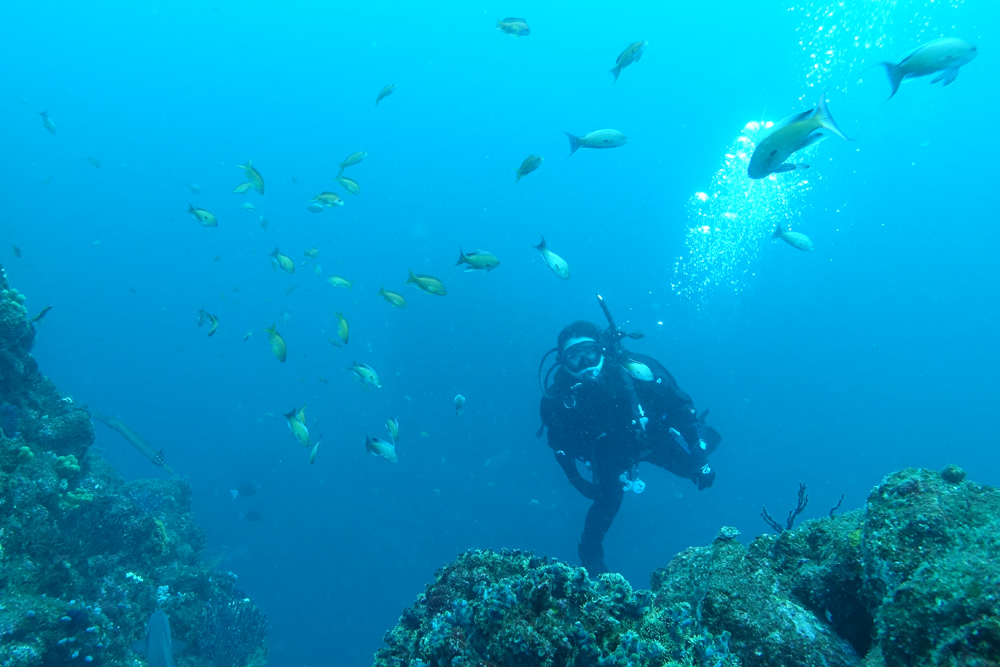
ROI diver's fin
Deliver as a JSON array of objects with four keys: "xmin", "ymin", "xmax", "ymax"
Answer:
[
  {"xmin": 881, "ymin": 62, "xmax": 905, "ymax": 100},
  {"xmin": 814, "ymin": 89, "xmax": 851, "ymax": 140},
  {"xmin": 562, "ymin": 132, "xmax": 581, "ymax": 157}
]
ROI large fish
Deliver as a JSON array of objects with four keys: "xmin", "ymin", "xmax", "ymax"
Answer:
[
  {"xmin": 131, "ymin": 610, "xmax": 186, "ymax": 667},
  {"xmin": 881, "ymin": 38, "xmax": 977, "ymax": 100},
  {"xmin": 92, "ymin": 412, "xmax": 172, "ymax": 472},
  {"xmin": 610, "ymin": 41, "xmax": 647, "ymax": 82},
  {"xmin": 515, "ymin": 155, "xmax": 543, "ymax": 182},
  {"xmin": 562, "ymin": 129, "xmax": 627, "ymax": 157},
  {"xmin": 747, "ymin": 91, "xmax": 849, "ymax": 179},
  {"xmin": 772, "ymin": 224, "xmax": 814, "ymax": 251}
]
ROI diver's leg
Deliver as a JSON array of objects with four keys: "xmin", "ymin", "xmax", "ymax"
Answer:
[{"xmin": 578, "ymin": 485, "xmax": 624, "ymax": 575}]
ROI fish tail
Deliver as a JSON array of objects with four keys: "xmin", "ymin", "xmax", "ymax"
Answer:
[
  {"xmin": 337, "ymin": 166, "xmax": 344, "ymax": 178},
  {"xmin": 562, "ymin": 132, "xmax": 581, "ymax": 157},
  {"xmin": 515, "ymin": 168, "xmax": 522, "ymax": 182},
  {"xmin": 881, "ymin": 62, "xmax": 904, "ymax": 100},
  {"xmin": 533, "ymin": 236, "xmax": 547, "ymax": 252},
  {"xmin": 456, "ymin": 248, "xmax": 467, "ymax": 265},
  {"xmin": 365, "ymin": 435, "xmax": 374, "ymax": 453},
  {"xmin": 772, "ymin": 225, "xmax": 784, "ymax": 239},
  {"xmin": 188, "ymin": 204, "xmax": 195, "ymax": 213},
  {"xmin": 270, "ymin": 247, "xmax": 279, "ymax": 258},
  {"xmin": 378, "ymin": 286, "xmax": 386, "ymax": 296},
  {"xmin": 610, "ymin": 65, "xmax": 622, "ymax": 82},
  {"xmin": 406, "ymin": 269, "xmax": 417, "ymax": 284},
  {"xmin": 814, "ymin": 89, "xmax": 851, "ymax": 141}
]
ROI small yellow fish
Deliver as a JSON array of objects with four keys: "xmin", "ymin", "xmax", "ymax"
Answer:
[
  {"xmin": 335, "ymin": 312, "xmax": 349, "ymax": 345},
  {"xmin": 284, "ymin": 404, "xmax": 310, "ymax": 446},
  {"xmin": 420, "ymin": 431, "xmax": 430, "ymax": 438},
  {"xmin": 312, "ymin": 192, "xmax": 344, "ymax": 207},
  {"xmin": 375, "ymin": 84, "xmax": 396, "ymax": 107},
  {"xmin": 39, "ymin": 111, "xmax": 56, "ymax": 134},
  {"xmin": 339, "ymin": 151, "xmax": 368, "ymax": 170},
  {"xmin": 270, "ymin": 247, "xmax": 295, "ymax": 273},
  {"xmin": 378, "ymin": 287, "xmax": 407, "ymax": 308},
  {"xmin": 622, "ymin": 359, "xmax": 654, "ymax": 381},
  {"xmin": 328, "ymin": 337, "xmax": 342, "ymax": 349},
  {"xmin": 610, "ymin": 41, "xmax": 648, "ymax": 82},
  {"xmin": 327, "ymin": 275, "xmax": 354, "ymax": 289},
  {"xmin": 348, "ymin": 361, "xmax": 381, "ymax": 390},
  {"xmin": 318, "ymin": 375, "xmax": 329, "ymax": 385},
  {"xmin": 233, "ymin": 182, "xmax": 253, "ymax": 194},
  {"xmin": 515, "ymin": 155, "xmax": 542, "ymax": 182},
  {"xmin": 85, "ymin": 157, "xmax": 101, "ymax": 169},
  {"xmin": 533, "ymin": 236, "xmax": 570, "ymax": 280},
  {"xmin": 496, "ymin": 17, "xmax": 530, "ymax": 37},
  {"xmin": 366, "ymin": 436, "xmax": 398, "ymax": 463},
  {"xmin": 406, "ymin": 270, "xmax": 447, "ymax": 296},
  {"xmin": 188, "ymin": 204, "xmax": 218, "ymax": 227},
  {"xmin": 242, "ymin": 202, "xmax": 257, "ymax": 212},
  {"xmin": 386, "ymin": 417, "xmax": 399, "ymax": 442},
  {"xmin": 335, "ymin": 175, "xmax": 361, "ymax": 195},
  {"xmin": 263, "ymin": 324, "xmax": 287, "ymax": 362},
  {"xmin": 238, "ymin": 159, "xmax": 265, "ymax": 195},
  {"xmin": 456, "ymin": 248, "xmax": 500, "ymax": 272},
  {"xmin": 303, "ymin": 248, "xmax": 320, "ymax": 259}
]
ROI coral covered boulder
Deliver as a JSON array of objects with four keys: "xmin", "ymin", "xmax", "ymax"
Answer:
[{"xmin": 377, "ymin": 465, "xmax": 1000, "ymax": 667}]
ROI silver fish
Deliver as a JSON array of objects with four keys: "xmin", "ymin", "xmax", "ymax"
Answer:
[
  {"xmin": 562, "ymin": 129, "xmax": 627, "ymax": 157},
  {"xmin": 881, "ymin": 37, "xmax": 977, "ymax": 99}
]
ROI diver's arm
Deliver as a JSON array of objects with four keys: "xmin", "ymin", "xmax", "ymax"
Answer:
[{"xmin": 555, "ymin": 450, "xmax": 598, "ymax": 500}]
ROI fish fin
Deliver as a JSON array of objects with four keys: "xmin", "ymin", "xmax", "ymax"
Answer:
[
  {"xmin": 771, "ymin": 109, "xmax": 813, "ymax": 132},
  {"xmin": 502, "ymin": 17, "xmax": 526, "ymax": 22},
  {"xmin": 406, "ymin": 269, "xmax": 417, "ymax": 284},
  {"xmin": 130, "ymin": 639, "xmax": 147, "ymax": 656},
  {"xmin": 515, "ymin": 168, "xmax": 522, "ymax": 182},
  {"xmin": 814, "ymin": 89, "xmax": 851, "ymax": 141},
  {"xmin": 456, "ymin": 248, "xmax": 467, "ymax": 265},
  {"xmin": 772, "ymin": 225, "xmax": 784, "ymax": 239},
  {"xmin": 533, "ymin": 236, "xmax": 547, "ymax": 251},
  {"xmin": 934, "ymin": 68, "xmax": 959, "ymax": 86},
  {"xmin": 562, "ymin": 132, "xmax": 581, "ymax": 157},
  {"xmin": 188, "ymin": 204, "xmax": 195, "ymax": 213},
  {"xmin": 464, "ymin": 266, "xmax": 478, "ymax": 272},
  {"xmin": 230, "ymin": 490, "xmax": 238, "ymax": 499},
  {"xmin": 773, "ymin": 164, "xmax": 797, "ymax": 173},
  {"xmin": 172, "ymin": 639, "xmax": 187, "ymax": 655},
  {"xmin": 269, "ymin": 247, "xmax": 279, "ymax": 258},
  {"xmin": 610, "ymin": 65, "xmax": 622, "ymax": 82},
  {"xmin": 881, "ymin": 62, "xmax": 905, "ymax": 100},
  {"xmin": 796, "ymin": 132, "xmax": 826, "ymax": 151}
]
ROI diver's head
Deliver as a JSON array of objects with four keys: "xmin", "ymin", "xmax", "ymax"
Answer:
[{"xmin": 558, "ymin": 321, "xmax": 605, "ymax": 380}]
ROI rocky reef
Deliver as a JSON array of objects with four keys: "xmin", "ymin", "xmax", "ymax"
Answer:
[
  {"xmin": 0, "ymin": 263, "xmax": 267, "ymax": 667},
  {"xmin": 376, "ymin": 463, "xmax": 1000, "ymax": 667}
]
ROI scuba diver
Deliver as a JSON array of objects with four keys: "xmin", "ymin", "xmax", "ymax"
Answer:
[{"xmin": 538, "ymin": 296, "xmax": 721, "ymax": 575}]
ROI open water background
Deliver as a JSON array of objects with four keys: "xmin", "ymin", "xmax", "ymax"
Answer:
[{"xmin": 2, "ymin": 1, "xmax": 998, "ymax": 665}]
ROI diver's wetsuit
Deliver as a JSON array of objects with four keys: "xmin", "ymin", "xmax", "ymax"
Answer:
[{"xmin": 540, "ymin": 352, "xmax": 719, "ymax": 575}]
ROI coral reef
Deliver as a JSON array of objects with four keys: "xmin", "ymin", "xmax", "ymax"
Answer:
[
  {"xmin": 0, "ymin": 264, "xmax": 267, "ymax": 667},
  {"xmin": 377, "ymin": 465, "xmax": 1000, "ymax": 667}
]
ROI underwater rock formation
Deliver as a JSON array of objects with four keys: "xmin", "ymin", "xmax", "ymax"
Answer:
[
  {"xmin": 0, "ymin": 264, "xmax": 267, "ymax": 667},
  {"xmin": 376, "ymin": 464, "xmax": 1000, "ymax": 667}
]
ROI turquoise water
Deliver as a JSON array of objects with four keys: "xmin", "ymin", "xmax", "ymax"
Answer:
[{"xmin": 2, "ymin": 1, "xmax": 997, "ymax": 665}]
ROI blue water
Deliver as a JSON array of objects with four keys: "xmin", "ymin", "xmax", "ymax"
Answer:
[{"xmin": 2, "ymin": 1, "xmax": 998, "ymax": 665}]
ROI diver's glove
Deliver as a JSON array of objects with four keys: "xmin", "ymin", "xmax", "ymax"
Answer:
[{"xmin": 695, "ymin": 463, "xmax": 716, "ymax": 491}]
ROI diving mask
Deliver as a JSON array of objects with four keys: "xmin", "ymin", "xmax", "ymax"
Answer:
[{"xmin": 561, "ymin": 338, "xmax": 604, "ymax": 377}]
